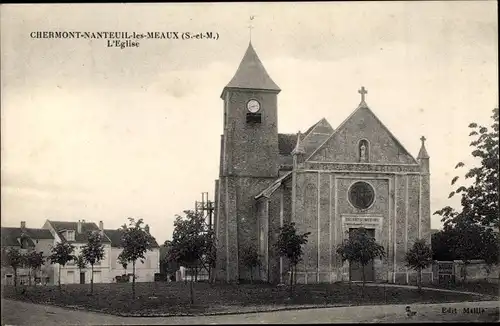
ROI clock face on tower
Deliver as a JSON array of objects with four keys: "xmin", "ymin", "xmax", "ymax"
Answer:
[{"xmin": 246, "ymin": 99, "xmax": 261, "ymax": 113}]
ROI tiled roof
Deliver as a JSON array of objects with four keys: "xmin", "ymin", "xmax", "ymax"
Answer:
[
  {"xmin": 103, "ymin": 229, "xmax": 160, "ymax": 248},
  {"xmin": 48, "ymin": 221, "xmax": 111, "ymax": 244},
  {"xmin": 278, "ymin": 119, "xmax": 333, "ymax": 158},
  {"xmin": 303, "ymin": 121, "xmax": 319, "ymax": 138},
  {"xmin": 255, "ymin": 172, "xmax": 293, "ymax": 199},
  {"xmin": 224, "ymin": 42, "xmax": 280, "ymax": 92},
  {"xmin": 103, "ymin": 229, "xmax": 123, "ymax": 247},
  {"xmin": 278, "ymin": 133, "xmax": 297, "ymax": 155},
  {"xmin": 1, "ymin": 227, "xmax": 53, "ymax": 248}
]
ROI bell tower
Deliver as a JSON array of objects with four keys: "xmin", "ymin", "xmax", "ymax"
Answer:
[
  {"xmin": 221, "ymin": 42, "xmax": 281, "ymax": 178},
  {"xmin": 215, "ymin": 42, "xmax": 281, "ymax": 282}
]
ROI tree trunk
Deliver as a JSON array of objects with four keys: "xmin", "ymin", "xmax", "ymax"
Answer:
[
  {"xmin": 58, "ymin": 265, "xmax": 62, "ymax": 291},
  {"xmin": 91, "ymin": 264, "xmax": 94, "ymax": 294},
  {"xmin": 348, "ymin": 261, "xmax": 352, "ymax": 288},
  {"xmin": 190, "ymin": 274, "xmax": 194, "ymax": 304},
  {"xmin": 250, "ymin": 267, "xmax": 253, "ymax": 284},
  {"xmin": 289, "ymin": 265, "xmax": 294, "ymax": 296},
  {"xmin": 210, "ymin": 264, "xmax": 215, "ymax": 284},
  {"xmin": 462, "ymin": 262, "xmax": 468, "ymax": 283},
  {"xmin": 417, "ymin": 267, "xmax": 422, "ymax": 292},
  {"xmin": 28, "ymin": 269, "xmax": 32, "ymax": 286},
  {"xmin": 13, "ymin": 268, "xmax": 18, "ymax": 291},
  {"xmin": 362, "ymin": 263, "xmax": 366, "ymax": 298},
  {"xmin": 132, "ymin": 261, "xmax": 136, "ymax": 299}
]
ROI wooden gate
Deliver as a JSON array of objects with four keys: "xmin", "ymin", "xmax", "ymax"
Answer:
[{"xmin": 437, "ymin": 261, "xmax": 455, "ymax": 284}]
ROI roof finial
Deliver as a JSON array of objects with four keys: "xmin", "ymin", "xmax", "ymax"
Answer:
[
  {"xmin": 248, "ymin": 15, "xmax": 255, "ymax": 43},
  {"xmin": 358, "ymin": 86, "xmax": 368, "ymax": 103},
  {"xmin": 292, "ymin": 130, "xmax": 306, "ymax": 156},
  {"xmin": 420, "ymin": 135, "xmax": 426, "ymax": 145}
]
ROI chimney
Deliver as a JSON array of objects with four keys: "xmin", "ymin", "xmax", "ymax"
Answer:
[
  {"xmin": 77, "ymin": 220, "xmax": 82, "ymax": 233},
  {"xmin": 99, "ymin": 221, "xmax": 104, "ymax": 235},
  {"xmin": 20, "ymin": 221, "xmax": 26, "ymax": 230},
  {"xmin": 144, "ymin": 224, "xmax": 150, "ymax": 234}
]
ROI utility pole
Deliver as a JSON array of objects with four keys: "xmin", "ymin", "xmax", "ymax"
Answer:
[
  {"xmin": 195, "ymin": 192, "xmax": 215, "ymax": 230},
  {"xmin": 194, "ymin": 192, "xmax": 216, "ymax": 282}
]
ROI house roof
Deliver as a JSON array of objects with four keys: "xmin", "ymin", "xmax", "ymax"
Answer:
[
  {"xmin": 103, "ymin": 229, "xmax": 123, "ymax": 248},
  {"xmin": 48, "ymin": 221, "xmax": 111, "ymax": 244},
  {"xmin": 103, "ymin": 229, "xmax": 160, "ymax": 248},
  {"xmin": 1, "ymin": 227, "xmax": 53, "ymax": 248},
  {"xmin": 222, "ymin": 42, "xmax": 280, "ymax": 95}
]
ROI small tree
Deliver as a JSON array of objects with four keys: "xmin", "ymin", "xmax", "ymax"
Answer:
[
  {"xmin": 3, "ymin": 247, "xmax": 25, "ymax": 290},
  {"xmin": 119, "ymin": 217, "xmax": 154, "ymax": 299},
  {"xmin": 48, "ymin": 242, "xmax": 75, "ymax": 291},
  {"xmin": 25, "ymin": 251, "xmax": 44, "ymax": 286},
  {"xmin": 118, "ymin": 253, "xmax": 128, "ymax": 271},
  {"xmin": 431, "ymin": 230, "xmax": 456, "ymax": 261},
  {"xmin": 481, "ymin": 229, "xmax": 500, "ymax": 281},
  {"xmin": 274, "ymin": 221, "xmax": 311, "ymax": 296},
  {"xmin": 169, "ymin": 210, "xmax": 211, "ymax": 304},
  {"xmin": 405, "ymin": 239, "xmax": 433, "ymax": 292},
  {"xmin": 336, "ymin": 228, "xmax": 385, "ymax": 295},
  {"xmin": 74, "ymin": 253, "xmax": 87, "ymax": 281},
  {"xmin": 81, "ymin": 231, "xmax": 105, "ymax": 294},
  {"xmin": 161, "ymin": 240, "xmax": 180, "ymax": 282},
  {"xmin": 451, "ymin": 222, "xmax": 484, "ymax": 282},
  {"xmin": 115, "ymin": 253, "xmax": 129, "ymax": 283},
  {"xmin": 242, "ymin": 245, "xmax": 261, "ymax": 284},
  {"xmin": 202, "ymin": 230, "xmax": 217, "ymax": 284}
]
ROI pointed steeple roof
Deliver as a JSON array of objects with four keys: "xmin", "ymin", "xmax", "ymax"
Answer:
[
  {"xmin": 417, "ymin": 136, "xmax": 430, "ymax": 159},
  {"xmin": 222, "ymin": 42, "xmax": 280, "ymax": 96},
  {"xmin": 291, "ymin": 131, "xmax": 306, "ymax": 156}
]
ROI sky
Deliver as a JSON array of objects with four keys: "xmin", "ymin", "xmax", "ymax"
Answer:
[{"xmin": 1, "ymin": 2, "xmax": 498, "ymax": 245}]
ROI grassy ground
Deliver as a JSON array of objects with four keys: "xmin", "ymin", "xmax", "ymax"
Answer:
[
  {"xmin": 1, "ymin": 281, "xmax": 491, "ymax": 316},
  {"xmin": 426, "ymin": 280, "xmax": 500, "ymax": 296}
]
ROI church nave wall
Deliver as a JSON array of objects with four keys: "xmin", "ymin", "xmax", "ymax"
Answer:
[
  {"xmin": 319, "ymin": 173, "xmax": 331, "ymax": 278},
  {"xmin": 407, "ymin": 174, "xmax": 421, "ymax": 248},
  {"xmin": 394, "ymin": 174, "xmax": 407, "ymax": 282}
]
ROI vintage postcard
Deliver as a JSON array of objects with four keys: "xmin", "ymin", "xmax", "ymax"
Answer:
[{"xmin": 1, "ymin": 2, "xmax": 498, "ymax": 324}]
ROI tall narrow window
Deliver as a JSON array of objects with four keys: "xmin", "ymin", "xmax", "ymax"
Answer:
[{"xmin": 66, "ymin": 230, "xmax": 75, "ymax": 241}]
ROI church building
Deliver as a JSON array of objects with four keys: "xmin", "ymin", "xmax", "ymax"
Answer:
[{"xmin": 213, "ymin": 42, "xmax": 432, "ymax": 284}]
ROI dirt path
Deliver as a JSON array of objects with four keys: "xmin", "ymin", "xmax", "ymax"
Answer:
[{"xmin": 2, "ymin": 299, "xmax": 499, "ymax": 325}]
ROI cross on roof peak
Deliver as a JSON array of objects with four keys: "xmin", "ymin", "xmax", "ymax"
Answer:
[
  {"xmin": 248, "ymin": 15, "xmax": 255, "ymax": 42},
  {"xmin": 420, "ymin": 136, "xmax": 426, "ymax": 144},
  {"xmin": 358, "ymin": 86, "xmax": 368, "ymax": 102}
]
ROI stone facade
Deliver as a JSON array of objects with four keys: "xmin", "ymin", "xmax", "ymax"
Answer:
[{"xmin": 214, "ymin": 43, "xmax": 431, "ymax": 284}]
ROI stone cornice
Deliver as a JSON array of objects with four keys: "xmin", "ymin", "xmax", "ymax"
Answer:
[{"xmin": 305, "ymin": 162, "xmax": 421, "ymax": 173}]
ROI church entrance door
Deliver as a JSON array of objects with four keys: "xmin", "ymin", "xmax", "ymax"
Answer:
[{"xmin": 348, "ymin": 228, "xmax": 375, "ymax": 282}]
